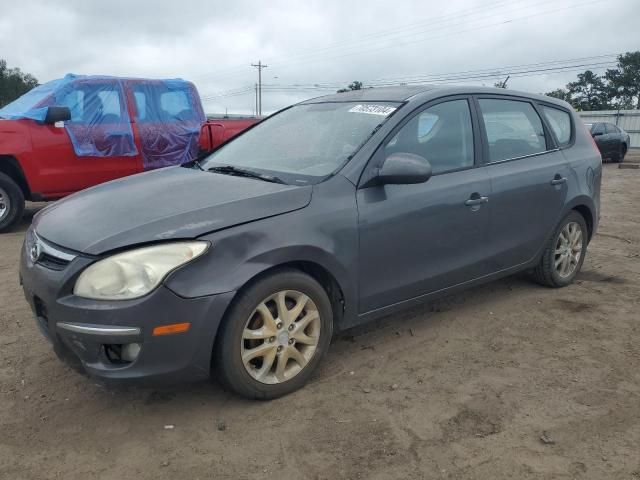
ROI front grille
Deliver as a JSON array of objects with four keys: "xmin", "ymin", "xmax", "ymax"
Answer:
[
  {"xmin": 37, "ymin": 252, "xmax": 71, "ymax": 271},
  {"xmin": 25, "ymin": 229, "xmax": 77, "ymax": 271}
]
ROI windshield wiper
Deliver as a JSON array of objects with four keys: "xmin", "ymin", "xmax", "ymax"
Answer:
[
  {"xmin": 192, "ymin": 159, "xmax": 205, "ymax": 171},
  {"xmin": 207, "ymin": 165, "xmax": 286, "ymax": 184}
]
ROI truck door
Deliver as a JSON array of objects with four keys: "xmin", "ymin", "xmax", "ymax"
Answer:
[
  {"xmin": 129, "ymin": 80, "xmax": 206, "ymax": 170},
  {"xmin": 28, "ymin": 79, "xmax": 142, "ymax": 196}
]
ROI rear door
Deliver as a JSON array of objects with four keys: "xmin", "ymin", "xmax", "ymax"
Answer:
[
  {"xmin": 476, "ymin": 96, "xmax": 570, "ymax": 270},
  {"xmin": 129, "ymin": 81, "xmax": 206, "ymax": 170},
  {"xmin": 357, "ymin": 97, "xmax": 492, "ymax": 313}
]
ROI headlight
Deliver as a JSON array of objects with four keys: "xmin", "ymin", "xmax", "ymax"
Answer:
[{"xmin": 74, "ymin": 241, "xmax": 209, "ymax": 300}]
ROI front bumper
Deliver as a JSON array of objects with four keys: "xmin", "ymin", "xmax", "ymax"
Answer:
[{"xmin": 19, "ymin": 236, "xmax": 235, "ymax": 385}]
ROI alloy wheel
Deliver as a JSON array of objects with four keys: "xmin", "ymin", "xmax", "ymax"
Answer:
[
  {"xmin": 0, "ymin": 187, "xmax": 10, "ymax": 222},
  {"xmin": 554, "ymin": 221, "xmax": 583, "ymax": 278},
  {"xmin": 241, "ymin": 290, "xmax": 321, "ymax": 384}
]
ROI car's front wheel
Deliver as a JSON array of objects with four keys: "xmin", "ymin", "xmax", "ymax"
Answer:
[
  {"xmin": 215, "ymin": 269, "xmax": 333, "ymax": 399},
  {"xmin": 533, "ymin": 211, "xmax": 588, "ymax": 287}
]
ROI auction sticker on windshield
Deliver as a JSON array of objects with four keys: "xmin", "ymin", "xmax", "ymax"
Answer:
[{"xmin": 348, "ymin": 104, "xmax": 397, "ymax": 116}]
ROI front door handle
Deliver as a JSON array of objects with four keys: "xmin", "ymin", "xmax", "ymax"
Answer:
[
  {"xmin": 464, "ymin": 195, "xmax": 489, "ymax": 207},
  {"xmin": 550, "ymin": 175, "xmax": 567, "ymax": 186}
]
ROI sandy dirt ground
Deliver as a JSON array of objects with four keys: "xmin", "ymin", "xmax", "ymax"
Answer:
[{"xmin": 1, "ymin": 154, "xmax": 639, "ymax": 480}]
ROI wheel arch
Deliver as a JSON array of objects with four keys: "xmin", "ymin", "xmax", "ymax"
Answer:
[
  {"xmin": 0, "ymin": 155, "xmax": 31, "ymax": 200},
  {"xmin": 225, "ymin": 259, "xmax": 349, "ymax": 332},
  {"xmin": 571, "ymin": 204, "xmax": 594, "ymax": 241}
]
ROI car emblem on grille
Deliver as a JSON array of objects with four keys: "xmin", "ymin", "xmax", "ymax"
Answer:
[{"xmin": 29, "ymin": 242, "xmax": 42, "ymax": 263}]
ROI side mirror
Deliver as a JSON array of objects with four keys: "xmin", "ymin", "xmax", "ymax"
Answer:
[
  {"xmin": 44, "ymin": 106, "xmax": 71, "ymax": 124},
  {"xmin": 378, "ymin": 152, "xmax": 432, "ymax": 185}
]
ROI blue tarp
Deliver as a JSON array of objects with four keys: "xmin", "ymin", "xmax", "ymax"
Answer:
[
  {"xmin": 0, "ymin": 77, "xmax": 67, "ymax": 122},
  {"xmin": 0, "ymin": 74, "xmax": 205, "ymax": 165},
  {"xmin": 0, "ymin": 74, "xmax": 138, "ymax": 157},
  {"xmin": 131, "ymin": 79, "xmax": 205, "ymax": 169}
]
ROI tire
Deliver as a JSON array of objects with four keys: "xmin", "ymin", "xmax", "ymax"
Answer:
[
  {"xmin": 0, "ymin": 172, "xmax": 25, "ymax": 233},
  {"xmin": 620, "ymin": 144, "xmax": 627, "ymax": 163},
  {"xmin": 533, "ymin": 211, "xmax": 588, "ymax": 288},
  {"xmin": 214, "ymin": 269, "xmax": 333, "ymax": 400}
]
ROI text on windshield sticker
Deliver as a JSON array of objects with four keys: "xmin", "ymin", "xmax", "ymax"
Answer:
[{"xmin": 348, "ymin": 104, "xmax": 397, "ymax": 116}]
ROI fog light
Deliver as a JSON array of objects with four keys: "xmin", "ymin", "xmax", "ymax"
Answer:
[{"xmin": 121, "ymin": 343, "xmax": 142, "ymax": 362}]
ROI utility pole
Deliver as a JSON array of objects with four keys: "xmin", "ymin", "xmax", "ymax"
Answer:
[
  {"xmin": 251, "ymin": 60, "xmax": 268, "ymax": 116},
  {"xmin": 255, "ymin": 83, "xmax": 258, "ymax": 117}
]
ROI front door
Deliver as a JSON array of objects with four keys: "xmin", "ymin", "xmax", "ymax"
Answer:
[
  {"xmin": 357, "ymin": 98, "xmax": 492, "ymax": 313},
  {"xmin": 475, "ymin": 97, "xmax": 570, "ymax": 270},
  {"xmin": 29, "ymin": 79, "xmax": 142, "ymax": 196}
]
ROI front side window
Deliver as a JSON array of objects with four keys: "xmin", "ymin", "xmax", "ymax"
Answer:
[
  {"xmin": 479, "ymin": 99, "xmax": 547, "ymax": 162},
  {"xmin": 56, "ymin": 82, "xmax": 123, "ymax": 124},
  {"xmin": 541, "ymin": 105, "xmax": 572, "ymax": 146},
  {"xmin": 385, "ymin": 99, "xmax": 474, "ymax": 174},
  {"xmin": 202, "ymin": 102, "xmax": 400, "ymax": 183}
]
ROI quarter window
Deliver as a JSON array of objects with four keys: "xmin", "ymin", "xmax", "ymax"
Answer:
[
  {"xmin": 541, "ymin": 105, "xmax": 572, "ymax": 146},
  {"xmin": 385, "ymin": 99, "xmax": 474, "ymax": 174},
  {"xmin": 479, "ymin": 99, "xmax": 547, "ymax": 162}
]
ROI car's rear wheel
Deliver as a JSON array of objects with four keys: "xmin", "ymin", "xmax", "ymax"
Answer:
[
  {"xmin": 620, "ymin": 144, "xmax": 627, "ymax": 162},
  {"xmin": 215, "ymin": 269, "xmax": 333, "ymax": 399},
  {"xmin": 533, "ymin": 211, "xmax": 587, "ymax": 288},
  {"xmin": 0, "ymin": 172, "xmax": 25, "ymax": 233}
]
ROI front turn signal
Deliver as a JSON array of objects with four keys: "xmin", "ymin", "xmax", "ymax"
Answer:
[{"xmin": 152, "ymin": 322, "xmax": 191, "ymax": 336}]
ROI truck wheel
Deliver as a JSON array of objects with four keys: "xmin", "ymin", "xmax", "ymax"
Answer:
[
  {"xmin": 214, "ymin": 269, "xmax": 333, "ymax": 400},
  {"xmin": 0, "ymin": 172, "xmax": 25, "ymax": 233},
  {"xmin": 533, "ymin": 211, "xmax": 588, "ymax": 288}
]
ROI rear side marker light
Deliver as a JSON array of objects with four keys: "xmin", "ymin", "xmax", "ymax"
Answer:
[{"xmin": 152, "ymin": 322, "xmax": 191, "ymax": 336}]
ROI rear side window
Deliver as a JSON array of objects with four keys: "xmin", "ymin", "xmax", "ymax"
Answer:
[
  {"xmin": 605, "ymin": 123, "xmax": 617, "ymax": 134},
  {"xmin": 592, "ymin": 123, "xmax": 605, "ymax": 135},
  {"xmin": 541, "ymin": 105, "xmax": 572, "ymax": 146},
  {"xmin": 160, "ymin": 90, "xmax": 191, "ymax": 119},
  {"xmin": 479, "ymin": 99, "xmax": 547, "ymax": 162}
]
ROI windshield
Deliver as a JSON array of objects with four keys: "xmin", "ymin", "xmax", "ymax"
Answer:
[
  {"xmin": 0, "ymin": 78, "xmax": 63, "ymax": 119},
  {"xmin": 201, "ymin": 101, "xmax": 400, "ymax": 183}
]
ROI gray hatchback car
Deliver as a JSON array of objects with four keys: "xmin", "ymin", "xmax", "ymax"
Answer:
[{"xmin": 20, "ymin": 86, "xmax": 602, "ymax": 399}]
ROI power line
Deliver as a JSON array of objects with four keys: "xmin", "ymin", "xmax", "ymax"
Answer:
[
  {"xmin": 193, "ymin": 0, "xmax": 553, "ymax": 84},
  {"xmin": 201, "ymin": 54, "xmax": 621, "ymax": 102},
  {"xmin": 195, "ymin": 0, "xmax": 596, "ymax": 87}
]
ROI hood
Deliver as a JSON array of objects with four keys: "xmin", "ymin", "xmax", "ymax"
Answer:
[
  {"xmin": 34, "ymin": 167, "xmax": 312, "ymax": 255},
  {"xmin": 0, "ymin": 119, "xmax": 33, "ymax": 153}
]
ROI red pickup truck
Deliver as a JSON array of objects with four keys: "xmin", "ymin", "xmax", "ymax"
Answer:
[{"xmin": 0, "ymin": 74, "xmax": 257, "ymax": 232}]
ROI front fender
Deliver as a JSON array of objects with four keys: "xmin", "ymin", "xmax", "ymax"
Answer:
[{"xmin": 164, "ymin": 176, "xmax": 360, "ymax": 325}]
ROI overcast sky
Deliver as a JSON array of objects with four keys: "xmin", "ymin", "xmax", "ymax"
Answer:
[{"xmin": 1, "ymin": 0, "xmax": 638, "ymax": 114}]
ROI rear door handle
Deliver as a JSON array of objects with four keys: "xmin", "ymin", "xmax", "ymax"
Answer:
[
  {"xmin": 550, "ymin": 176, "xmax": 567, "ymax": 186},
  {"xmin": 464, "ymin": 195, "xmax": 489, "ymax": 206}
]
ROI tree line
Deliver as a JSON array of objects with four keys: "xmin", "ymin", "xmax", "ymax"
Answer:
[
  {"xmin": 0, "ymin": 59, "xmax": 39, "ymax": 108},
  {"xmin": 545, "ymin": 52, "xmax": 640, "ymax": 111}
]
